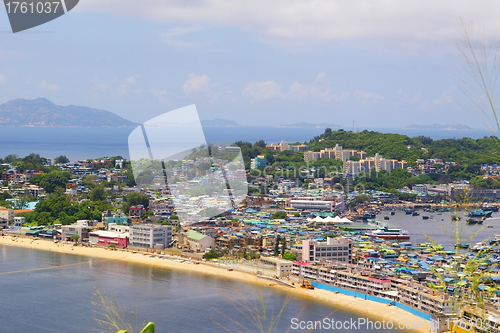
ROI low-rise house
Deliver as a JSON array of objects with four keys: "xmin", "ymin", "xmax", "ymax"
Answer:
[
  {"xmin": 260, "ymin": 256, "xmax": 293, "ymax": 277},
  {"xmin": 185, "ymin": 229, "xmax": 214, "ymax": 251},
  {"xmin": 61, "ymin": 225, "xmax": 89, "ymax": 242},
  {"xmin": 89, "ymin": 230, "xmax": 128, "ymax": 248}
]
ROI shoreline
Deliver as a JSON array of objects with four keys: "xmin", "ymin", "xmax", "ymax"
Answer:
[{"xmin": 0, "ymin": 236, "xmax": 431, "ymax": 332}]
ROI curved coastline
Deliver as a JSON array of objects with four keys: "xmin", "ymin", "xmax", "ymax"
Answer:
[{"xmin": 0, "ymin": 236, "xmax": 430, "ymax": 332}]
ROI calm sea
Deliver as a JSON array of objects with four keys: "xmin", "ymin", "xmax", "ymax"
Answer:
[
  {"xmin": 374, "ymin": 209, "xmax": 500, "ymax": 249},
  {"xmin": 0, "ymin": 245, "xmax": 406, "ymax": 333},
  {"xmin": 0, "ymin": 126, "xmax": 494, "ymax": 161}
]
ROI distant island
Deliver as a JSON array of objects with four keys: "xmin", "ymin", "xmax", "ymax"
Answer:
[
  {"xmin": 277, "ymin": 122, "xmax": 342, "ymax": 129},
  {"xmin": 403, "ymin": 124, "xmax": 472, "ymax": 131},
  {"xmin": 0, "ymin": 98, "xmax": 137, "ymax": 128},
  {"xmin": 200, "ymin": 118, "xmax": 241, "ymax": 127}
]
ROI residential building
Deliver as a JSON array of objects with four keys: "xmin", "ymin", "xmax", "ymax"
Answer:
[
  {"xmin": 185, "ymin": 229, "xmax": 215, "ymax": 251},
  {"xmin": 250, "ymin": 155, "xmax": 267, "ymax": 169},
  {"xmin": 412, "ymin": 184, "xmax": 428, "ymax": 194},
  {"xmin": 302, "ymin": 237, "xmax": 353, "ymax": 263},
  {"xmin": 260, "ymin": 256, "xmax": 293, "ymax": 277},
  {"xmin": 129, "ymin": 224, "xmax": 172, "ymax": 249},
  {"xmin": 89, "ymin": 230, "xmax": 129, "ymax": 248},
  {"xmin": 0, "ymin": 208, "xmax": 14, "ymax": 224},
  {"xmin": 61, "ymin": 225, "xmax": 90, "ymax": 242},
  {"xmin": 13, "ymin": 216, "xmax": 25, "ymax": 227},
  {"xmin": 304, "ymin": 151, "xmax": 319, "ymax": 162},
  {"xmin": 129, "ymin": 205, "xmax": 146, "ymax": 221}
]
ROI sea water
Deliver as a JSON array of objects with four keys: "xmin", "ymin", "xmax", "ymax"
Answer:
[{"xmin": 0, "ymin": 245, "xmax": 408, "ymax": 333}]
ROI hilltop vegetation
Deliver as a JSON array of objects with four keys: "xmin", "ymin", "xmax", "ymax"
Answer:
[{"xmin": 236, "ymin": 129, "xmax": 500, "ymax": 190}]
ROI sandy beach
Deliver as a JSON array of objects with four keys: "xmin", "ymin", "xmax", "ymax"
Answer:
[{"xmin": 0, "ymin": 235, "xmax": 431, "ymax": 332}]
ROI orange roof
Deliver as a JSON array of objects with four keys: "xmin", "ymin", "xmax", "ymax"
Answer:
[{"xmin": 14, "ymin": 209, "xmax": 34, "ymax": 214}]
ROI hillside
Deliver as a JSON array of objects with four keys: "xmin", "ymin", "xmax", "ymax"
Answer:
[{"xmin": 0, "ymin": 98, "xmax": 136, "ymax": 127}]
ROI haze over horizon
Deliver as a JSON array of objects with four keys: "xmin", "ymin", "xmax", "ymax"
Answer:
[{"xmin": 1, "ymin": 1, "xmax": 499, "ymax": 129}]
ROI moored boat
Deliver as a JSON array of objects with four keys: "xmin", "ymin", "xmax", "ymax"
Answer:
[
  {"xmin": 369, "ymin": 226, "xmax": 410, "ymax": 240},
  {"xmin": 467, "ymin": 218, "xmax": 483, "ymax": 225}
]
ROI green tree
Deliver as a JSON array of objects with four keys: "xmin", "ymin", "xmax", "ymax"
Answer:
[
  {"xmin": 54, "ymin": 155, "xmax": 70, "ymax": 164},
  {"xmin": 122, "ymin": 192, "xmax": 149, "ymax": 214},
  {"xmin": 274, "ymin": 235, "xmax": 281, "ymax": 256},
  {"xmin": 70, "ymin": 234, "xmax": 80, "ymax": 243},
  {"xmin": 282, "ymin": 252, "xmax": 297, "ymax": 261},
  {"xmin": 89, "ymin": 186, "xmax": 106, "ymax": 202},
  {"xmin": 203, "ymin": 249, "xmax": 219, "ymax": 259},
  {"xmin": 271, "ymin": 211, "xmax": 288, "ymax": 220}
]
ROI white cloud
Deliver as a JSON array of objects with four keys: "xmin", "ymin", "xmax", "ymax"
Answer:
[
  {"xmin": 242, "ymin": 81, "xmax": 282, "ymax": 100},
  {"xmin": 433, "ymin": 87, "xmax": 456, "ymax": 105},
  {"xmin": 38, "ymin": 80, "xmax": 60, "ymax": 91},
  {"xmin": 125, "ymin": 76, "xmax": 136, "ymax": 85},
  {"xmin": 245, "ymin": 72, "xmax": 351, "ymax": 102},
  {"xmin": 285, "ymin": 73, "xmax": 338, "ymax": 101},
  {"xmin": 150, "ymin": 89, "xmax": 168, "ymax": 103},
  {"xmin": 119, "ymin": 75, "xmax": 142, "ymax": 95},
  {"xmin": 353, "ymin": 91, "xmax": 383, "ymax": 103},
  {"xmin": 77, "ymin": 0, "xmax": 500, "ymax": 50},
  {"xmin": 161, "ymin": 27, "xmax": 214, "ymax": 48},
  {"xmin": 182, "ymin": 73, "xmax": 213, "ymax": 94}
]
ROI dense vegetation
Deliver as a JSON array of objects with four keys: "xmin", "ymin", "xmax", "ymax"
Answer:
[{"xmin": 236, "ymin": 129, "xmax": 500, "ymax": 190}]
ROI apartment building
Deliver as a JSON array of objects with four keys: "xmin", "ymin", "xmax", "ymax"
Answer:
[
  {"xmin": 251, "ymin": 155, "xmax": 267, "ymax": 169},
  {"xmin": 0, "ymin": 207, "xmax": 14, "ymax": 224},
  {"xmin": 129, "ymin": 224, "xmax": 172, "ymax": 249}
]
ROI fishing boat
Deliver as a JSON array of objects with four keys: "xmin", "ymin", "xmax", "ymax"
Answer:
[
  {"xmin": 362, "ymin": 212, "xmax": 376, "ymax": 220},
  {"xmin": 468, "ymin": 209, "xmax": 492, "ymax": 218},
  {"xmin": 472, "ymin": 242, "xmax": 489, "ymax": 251},
  {"xmin": 483, "ymin": 205, "xmax": 499, "ymax": 212},
  {"xmin": 490, "ymin": 235, "xmax": 500, "ymax": 245},
  {"xmin": 369, "ymin": 226, "xmax": 410, "ymax": 240},
  {"xmin": 467, "ymin": 218, "xmax": 483, "ymax": 225},
  {"xmin": 422, "ymin": 215, "xmax": 429, "ymax": 220}
]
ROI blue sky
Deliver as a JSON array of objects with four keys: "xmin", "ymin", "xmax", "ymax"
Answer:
[{"xmin": 0, "ymin": 0, "xmax": 499, "ymax": 129}]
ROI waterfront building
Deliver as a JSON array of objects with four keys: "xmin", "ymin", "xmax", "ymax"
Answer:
[
  {"xmin": 0, "ymin": 207, "xmax": 14, "ymax": 224},
  {"xmin": 259, "ymin": 256, "xmax": 293, "ymax": 277},
  {"xmin": 301, "ymin": 237, "xmax": 353, "ymax": 263},
  {"xmin": 61, "ymin": 225, "xmax": 89, "ymax": 242},
  {"xmin": 285, "ymin": 197, "xmax": 341, "ymax": 212},
  {"xmin": 184, "ymin": 229, "xmax": 215, "ymax": 251},
  {"xmin": 412, "ymin": 184, "xmax": 428, "ymax": 194},
  {"xmin": 129, "ymin": 224, "xmax": 172, "ymax": 249},
  {"xmin": 89, "ymin": 230, "xmax": 128, "ymax": 248}
]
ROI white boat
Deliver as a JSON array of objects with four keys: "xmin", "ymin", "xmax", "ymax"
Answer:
[
  {"xmin": 369, "ymin": 226, "xmax": 410, "ymax": 239},
  {"xmin": 472, "ymin": 242, "xmax": 489, "ymax": 251}
]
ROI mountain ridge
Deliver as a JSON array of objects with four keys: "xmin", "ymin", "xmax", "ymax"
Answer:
[{"xmin": 0, "ymin": 98, "xmax": 137, "ymax": 128}]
